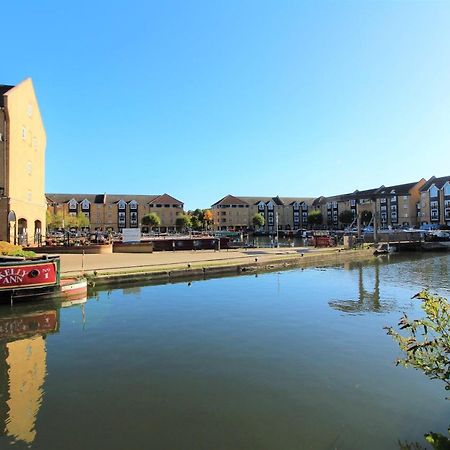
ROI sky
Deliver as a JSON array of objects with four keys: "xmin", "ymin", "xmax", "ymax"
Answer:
[{"xmin": 2, "ymin": 1, "xmax": 450, "ymax": 210}]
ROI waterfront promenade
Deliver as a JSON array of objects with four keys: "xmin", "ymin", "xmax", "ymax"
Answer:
[{"xmin": 59, "ymin": 246, "xmax": 374, "ymax": 283}]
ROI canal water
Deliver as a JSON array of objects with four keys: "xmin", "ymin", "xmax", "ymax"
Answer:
[{"xmin": 0, "ymin": 253, "xmax": 449, "ymax": 449}]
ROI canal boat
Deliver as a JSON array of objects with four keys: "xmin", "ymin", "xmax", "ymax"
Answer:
[
  {"xmin": 0, "ymin": 254, "xmax": 61, "ymax": 301},
  {"xmin": 0, "ymin": 255, "xmax": 88, "ymax": 302}
]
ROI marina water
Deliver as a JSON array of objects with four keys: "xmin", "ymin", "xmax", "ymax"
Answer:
[{"xmin": 0, "ymin": 253, "xmax": 449, "ymax": 449}]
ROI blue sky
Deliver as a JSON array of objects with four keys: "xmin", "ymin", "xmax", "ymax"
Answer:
[{"xmin": 3, "ymin": 1, "xmax": 450, "ymax": 209}]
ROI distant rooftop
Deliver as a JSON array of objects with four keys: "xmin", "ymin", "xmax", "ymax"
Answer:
[{"xmin": 0, "ymin": 84, "xmax": 14, "ymax": 108}]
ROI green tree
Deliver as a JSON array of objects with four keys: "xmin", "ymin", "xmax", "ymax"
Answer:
[
  {"xmin": 252, "ymin": 213, "xmax": 265, "ymax": 229},
  {"xmin": 46, "ymin": 210, "xmax": 63, "ymax": 230},
  {"xmin": 176, "ymin": 215, "xmax": 192, "ymax": 232},
  {"xmin": 190, "ymin": 216, "xmax": 202, "ymax": 231},
  {"xmin": 65, "ymin": 214, "xmax": 79, "ymax": 229},
  {"xmin": 76, "ymin": 212, "xmax": 90, "ymax": 229},
  {"xmin": 141, "ymin": 212, "xmax": 161, "ymax": 231},
  {"xmin": 386, "ymin": 291, "xmax": 450, "ymax": 449},
  {"xmin": 339, "ymin": 210, "xmax": 354, "ymax": 225},
  {"xmin": 307, "ymin": 210, "xmax": 323, "ymax": 226}
]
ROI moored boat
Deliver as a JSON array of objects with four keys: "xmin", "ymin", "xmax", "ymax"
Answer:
[{"xmin": 0, "ymin": 255, "xmax": 61, "ymax": 301}]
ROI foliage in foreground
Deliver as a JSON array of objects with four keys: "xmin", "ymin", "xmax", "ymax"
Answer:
[
  {"xmin": 0, "ymin": 241, "xmax": 36, "ymax": 258},
  {"xmin": 386, "ymin": 290, "xmax": 450, "ymax": 449}
]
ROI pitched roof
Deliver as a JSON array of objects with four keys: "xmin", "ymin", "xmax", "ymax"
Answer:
[
  {"xmin": 148, "ymin": 193, "xmax": 184, "ymax": 205},
  {"xmin": 0, "ymin": 84, "xmax": 14, "ymax": 107},
  {"xmin": 377, "ymin": 179, "xmax": 425, "ymax": 195},
  {"xmin": 211, "ymin": 195, "xmax": 249, "ymax": 207},
  {"xmin": 420, "ymin": 175, "xmax": 450, "ymax": 191},
  {"xmin": 46, "ymin": 193, "xmax": 183, "ymax": 205},
  {"xmin": 46, "ymin": 193, "xmax": 106, "ymax": 204}
]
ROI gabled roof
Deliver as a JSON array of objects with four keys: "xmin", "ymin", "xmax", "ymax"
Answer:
[
  {"xmin": 148, "ymin": 193, "xmax": 184, "ymax": 205},
  {"xmin": 420, "ymin": 175, "xmax": 450, "ymax": 191},
  {"xmin": 212, "ymin": 195, "xmax": 249, "ymax": 207},
  {"xmin": 46, "ymin": 193, "xmax": 184, "ymax": 206},
  {"xmin": 0, "ymin": 84, "xmax": 14, "ymax": 107}
]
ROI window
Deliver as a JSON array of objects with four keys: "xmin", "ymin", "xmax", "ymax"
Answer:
[
  {"xmin": 129, "ymin": 200, "xmax": 138, "ymax": 209},
  {"xmin": 350, "ymin": 199, "xmax": 356, "ymax": 206},
  {"xmin": 444, "ymin": 183, "xmax": 450, "ymax": 196},
  {"xmin": 118, "ymin": 200, "xmax": 126, "ymax": 209},
  {"xmin": 26, "ymin": 161, "xmax": 32, "ymax": 175},
  {"xmin": 429, "ymin": 185, "xmax": 439, "ymax": 198},
  {"xmin": 21, "ymin": 126, "xmax": 26, "ymax": 140}
]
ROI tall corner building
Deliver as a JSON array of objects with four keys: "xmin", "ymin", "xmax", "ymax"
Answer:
[{"xmin": 0, "ymin": 78, "xmax": 47, "ymax": 245}]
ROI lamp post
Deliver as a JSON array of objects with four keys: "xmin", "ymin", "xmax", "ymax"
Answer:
[{"xmin": 275, "ymin": 211, "xmax": 279, "ymax": 248}]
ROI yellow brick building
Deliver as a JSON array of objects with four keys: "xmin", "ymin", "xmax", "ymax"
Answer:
[
  {"xmin": 0, "ymin": 79, "xmax": 47, "ymax": 245},
  {"xmin": 46, "ymin": 193, "xmax": 185, "ymax": 233}
]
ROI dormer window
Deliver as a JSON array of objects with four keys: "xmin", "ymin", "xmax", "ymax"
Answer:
[
  {"xmin": 81, "ymin": 199, "xmax": 90, "ymax": 210},
  {"xmin": 118, "ymin": 200, "xmax": 127, "ymax": 210},
  {"xmin": 68, "ymin": 199, "xmax": 78, "ymax": 210},
  {"xmin": 443, "ymin": 182, "xmax": 450, "ymax": 196},
  {"xmin": 302, "ymin": 203, "xmax": 308, "ymax": 211},
  {"xmin": 293, "ymin": 202, "xmax": 299, "ymax": 210},
  {"xmin": 258, "ymin": 201, "xmax": 265, "ymax": 211},
  {"xmin": 129, "ymin": 200, "xmax": 138, "ymax": 209},
  {"xmin": 429, "ymin": 185, "xmax": 439, "ymax": 198},
  {"xmin": 267, "ymin": 202, "xmax": 274, "ymax": 210}
]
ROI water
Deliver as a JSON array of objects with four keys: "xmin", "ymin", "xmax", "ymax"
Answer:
[{"xmin": 0, "ymin": 253, "xmax": 449, "ymax": 449}]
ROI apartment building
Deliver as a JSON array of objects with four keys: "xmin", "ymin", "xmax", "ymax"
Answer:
[
  {"xmin": 211, "ymin": 195, "xmax": 317, "ymax": 232},
  {"xmin": 0, "ymin": 79, "xmax": 47, "ymax": 244},
  {"xmin": 419, "ymin": 175, "xmax": 450, "ymax": 227},
  {"xmin": 46, "ymin": 193, "xmax": 184, "ymax": 232},
  {"xmin": 317, "ymin": 180, "xmax": 425, "ymax": 229}
]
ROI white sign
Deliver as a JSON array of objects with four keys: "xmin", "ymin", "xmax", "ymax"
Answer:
[{"xmin": 122, "ymin": 228, "xmax": 141, "ymax": 243}]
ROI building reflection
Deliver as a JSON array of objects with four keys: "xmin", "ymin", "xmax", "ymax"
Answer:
[{"xmin": 0, "ymin": 304, "xmax": 59, "ymax": 445}]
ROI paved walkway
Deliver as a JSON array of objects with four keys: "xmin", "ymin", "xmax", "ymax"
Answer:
[{"xmin": 60, "ymin": 247, "xmax": 334, "ymax": 275}]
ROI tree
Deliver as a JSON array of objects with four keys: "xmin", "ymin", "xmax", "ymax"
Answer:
[
  {"xmin": 386, "ymin": 291, "xmax": 450, "ymax": 448},
  {"xmin": 190, "ymin": 216, "xmax": 201, "ymax": 231},
  {"xmin": 46, "ymin": 210, "xmax": 63, "ymax": 230},
  {"xmin": 339, "ymin": 210, "xmax": 354, "ymax": 225},
  {"xmin": 176, "ymin": 215, "xmax": 191, "ymax": 232},
  {"xmin": 65, "ymin": 214, "xmax": 79, "ymax": 229},
  {"xmin": 141, "ymin": 212, "xmax": 161, "ymax": 231},
  {"xmin": 76, "ymin": 212, "xmax": 90, "ymax": 229},
  {"xmin": 203, "ymin": 209, "xmax": 213, "ymax": 229},
  {"xmin": 252, "ymin": 213, "xmax": 265, "ymax": 229},
  {"xmin": 307, "ymin": 210, "xmax": 323, "ymax": 226}
]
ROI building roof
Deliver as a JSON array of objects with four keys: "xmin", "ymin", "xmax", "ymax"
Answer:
[
  {"xmin": 211, "ymin": 195, "xmax": 249, "ymax": 207},
  {"xmin": 377, "ymin": 179, "xmax": 425, "ymax": 195},
  {"xmin": 212, "ymin": 195, "xmax": 316, "ymax": 207},
  {"xmin": 420, "ymin": 175, "xmax": 450, "ymax": 191},
  {"xmin": 0, "ymin": 84, "xmax": 14, "ymax": 107},
  {"xmin": 46, "ymin": 193, "xmax": 183, "ymax": 205}
]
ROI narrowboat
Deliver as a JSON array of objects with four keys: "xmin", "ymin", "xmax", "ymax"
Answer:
[{"xmin": 0, "ymin": 254, "xmax": 61, "ymax": 301}]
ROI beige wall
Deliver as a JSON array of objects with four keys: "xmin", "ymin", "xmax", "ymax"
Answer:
[
  {"xmin": 1, "ymin": 79, "xmax": 47, "ymax": 244},
  {"xmin": 48, "ymin": 201, "xmax": 184, "ymax": 232}
]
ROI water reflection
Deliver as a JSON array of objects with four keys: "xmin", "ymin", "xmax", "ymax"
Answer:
[
  {"xmin": 0, "ymin": 296, "xmax": 86, "ymax": 445},
  {"xmin": 0, "ymin": 304, "xmax": 59, "ymax": 444}
]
